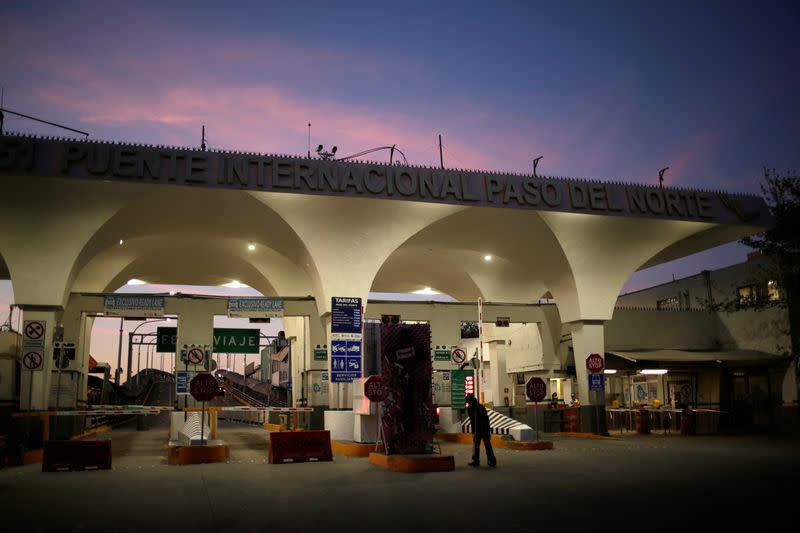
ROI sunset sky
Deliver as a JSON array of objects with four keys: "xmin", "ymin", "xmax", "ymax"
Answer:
[{"xmin": 1, "ymin": 1, "xmax": 798, "ymax": 374}]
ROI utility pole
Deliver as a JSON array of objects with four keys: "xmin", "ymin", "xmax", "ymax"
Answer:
[
  {"xmin": 201, "ymin": 125, "xmax": 206, "ymax": 151},
  {"xmin": 307, "ymin": 123, "xmax": 311, "ymax": 158},
  {"xmin": 438, "ymin": 134, "xmax": 444, "ymax": 169}
]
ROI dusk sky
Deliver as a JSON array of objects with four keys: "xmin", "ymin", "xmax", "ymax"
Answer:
[{"xmin": 1, "ymin": 2, "xmax": 798, "ymax": 369}]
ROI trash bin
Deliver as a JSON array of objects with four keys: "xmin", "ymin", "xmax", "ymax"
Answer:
[
  {"xmin": 680, "ymin": 408, "xmax": 696, "ymax": 435},
  {"xmin": 636, "ymin": 407, "xmax": 650, "ymax": 435}
]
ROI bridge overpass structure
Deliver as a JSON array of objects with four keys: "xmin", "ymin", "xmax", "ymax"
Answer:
[{"xmin": 0, "ymin": 134, "xmax": 773, "ymax": 433}]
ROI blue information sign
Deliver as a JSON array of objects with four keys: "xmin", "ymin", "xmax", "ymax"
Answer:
[
  {"xmin": 589, "ymin": 373, "xmax": 604, "ymax": 391},
  {"xmin": 176, "ymin": 371, "xmax": 195, "ymax": 395},
  {"xmin": 227, "ymin": 297, "xmax": 284, "ymax": 317},
  {"xmin": 103, "ymin": 295, "xmax": 165, "ymax": 317},
  {"xmin": 331, "ymin": 339, "xmax": 362, "ymax": 382},
  {"xmin": 331, "ymin": 297, "xmax": 362, "ymax": 334}
]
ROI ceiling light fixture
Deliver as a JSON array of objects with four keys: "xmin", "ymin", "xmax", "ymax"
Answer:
[
  {"xmin": 639, "ymin": 369, "xmax": 668, "ymax": 375},
  {"xmin": 412, "ymin": 287, "xmax": 440, "ymax": 295},
  {"xmin": 222, "ymin": 280, "xmax": 249, "ymax": 289},
  {"xmin": 119, "ymin": 239, "xmax": 124, "ymax": 245},
  {"xmin": 247, "ymin": 243, "xmax": 256, "ymax": 251},
  {"xmin": 127, "ymin": 279, "xmax": 146, "ymax": 285},
  {"xmin": 603, "ymin": 369, "xmax": 617, "ymax": 374},
  {"xmin": 484, "ymin": 254, "xmax": 492, "ymax": 262}
]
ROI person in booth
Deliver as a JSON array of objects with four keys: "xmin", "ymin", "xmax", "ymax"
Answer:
[
  {"xmin": 465, "ymin": 393, "xmax": 496, "ymax": 468},
  {"xmin": 549, "ymin": 392, "xmax": 559, "ymax": 407}
]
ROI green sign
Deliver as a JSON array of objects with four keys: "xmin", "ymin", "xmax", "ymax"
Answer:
[
  {"xmin": 450, "ymin": 369, "xmax": 474, "ymax": 409},
  {"xmin": 314, "ymin": 348, "xmax": 328, "ymax": 361},
  {"xmin": 434, "ymin": 349, "xmax": 451, "ymax": 361},
  {"xmin": 156, "ymin": 327, "xmax": 261, "ymax": 354}
]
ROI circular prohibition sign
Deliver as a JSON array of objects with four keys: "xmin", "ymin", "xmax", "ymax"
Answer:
[
  {"xmin": 23, "ymin": 351, "xmax": 43, "ymax": 370},
  {"xmin": 187, "ymin": 347, "xmax": 205, "ymax": 365},
  {"xmin": 451, "ymin": 348, "xmax": 467, "ymax": 365},
  {"xmin": 24, "ymin": 321, "xmax": 45, "ymax": 340}
]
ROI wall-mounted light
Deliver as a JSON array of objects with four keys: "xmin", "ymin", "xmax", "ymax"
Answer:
[{"xmin": 119, "ymin": 239, "xmax": 124, "ymax": 245}]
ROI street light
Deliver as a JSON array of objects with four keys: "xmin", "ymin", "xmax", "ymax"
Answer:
[{"xmin": 316, "ymin": 144, "xmax": 337, "ymax": 160}]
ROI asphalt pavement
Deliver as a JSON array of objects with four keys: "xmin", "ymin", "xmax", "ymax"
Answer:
[{"xmin": 1, "ymin": 419, "xmax": 797, "ymax": 532}]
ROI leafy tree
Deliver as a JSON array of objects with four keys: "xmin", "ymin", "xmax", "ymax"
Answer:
[{"xmin": 740, "ymin": 168, "xmax": 800, "ymax": 387}]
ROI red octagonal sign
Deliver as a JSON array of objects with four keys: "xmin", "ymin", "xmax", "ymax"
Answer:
[
  {"xmin": 586, "ymin": 353, "xmax": 605, "ymax": 374},
  {"xmin": 364, "ymin": 375, "xmax": 386, "ymax": 402},
  {"xmin": 190, "ymin": 372, "xmax": 218, "ymax": 402},
  {"xmin": 526, "ymin": 377, "xmax": 547, "ymax": 402}
]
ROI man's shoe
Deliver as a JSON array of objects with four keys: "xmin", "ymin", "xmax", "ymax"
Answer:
[
  {"xmin": 468, "ymin": 461, "xmax": 480, "ymax": 467},
  {"xmin": 488, "ymin": 462, "xmax": 497, "ymax": 467}
]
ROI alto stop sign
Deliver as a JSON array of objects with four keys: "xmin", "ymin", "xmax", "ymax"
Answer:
[
  {"xmin": 190, "ymin": 372, "xmax": 218, "ymax": 402},
  {"xmin": 526, "ymin": 377, "xmax": 547, "ymax": 402},
  {"xmin": 364, "ymin": 375, "xmax": 386, "ymax": 402},
  {"xmin": 586, "ymin": 353, "xmax": 605, "ymax": 374}
]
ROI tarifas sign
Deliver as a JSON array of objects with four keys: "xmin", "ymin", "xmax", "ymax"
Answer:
[{"xmin": 0, "ymin": 136, "xmax": 768, "ymax": 224}]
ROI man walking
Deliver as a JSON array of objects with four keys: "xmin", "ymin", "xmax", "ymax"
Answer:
[{"xmin": 465, "ymin": 393, "xmax": 496, "ymax": 467}]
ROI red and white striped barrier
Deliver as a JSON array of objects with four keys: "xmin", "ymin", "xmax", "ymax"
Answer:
[
  {"xmin": 216, "ymin": 406, "xmax": 313, "ymax": 412},
  {"xmin": 52, "ymin": 409, "xmax": 164, "ymax": 416}
]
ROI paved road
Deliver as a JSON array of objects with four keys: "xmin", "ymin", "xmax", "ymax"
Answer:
[{"xmin": 1, "ymin": 422, "xmax": 797, "ymax": 532}]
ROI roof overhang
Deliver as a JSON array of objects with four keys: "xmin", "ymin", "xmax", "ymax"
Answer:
[{"xmin": 607, "ymin": 349, "xmax": 789, "ymax": 366}]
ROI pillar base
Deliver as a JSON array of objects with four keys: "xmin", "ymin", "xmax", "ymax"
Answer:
[
  {"xmin": 167, "ymin": 441, "xmax": 230, "ymax": 465},
  {"xmin": 579, "ymin": 405, "xmax": 609, "ymax": 435},
  {"xmin": 369, "ymin": 452, "xmax": 454, "ymax": 473}
]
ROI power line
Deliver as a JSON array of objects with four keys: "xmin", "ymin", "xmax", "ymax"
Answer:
[{"xmin": 0, "ymin": 106, "xmax": 89, "ymax": 137}]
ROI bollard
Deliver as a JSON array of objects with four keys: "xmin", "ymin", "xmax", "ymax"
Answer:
[{"xmin": 636, "ymin": 407, "xmax": 650, "ymax": 435}]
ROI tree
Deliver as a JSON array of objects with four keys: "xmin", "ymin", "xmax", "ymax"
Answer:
[{"xmin": 740, "ymin": 168, "xmax": 800, "ymax": 400}]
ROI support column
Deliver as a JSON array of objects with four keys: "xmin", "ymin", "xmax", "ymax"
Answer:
[
  {"xmin": 19, "ymin": 309, "xmax": 61, "ymax": 411},
  {"xmin": 175, "ymin": 301, "xmax": 214, "ymax": 409},
  {"xmin": 570, "ymin": 320, "xmax": 608, "ymax": 434}
]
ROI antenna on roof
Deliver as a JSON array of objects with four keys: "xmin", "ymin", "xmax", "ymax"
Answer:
[
  {"xmin": 307, "ymin": 122, "xmax": 311, "ymax": 158},
  {"xmin": 438, "ymin": 134, "xmax": 444, "ymax": 169},
  {"xmin": 659, "ymin": 167, "xmax": 669, "ymax": 188},
  {"xmin": 201, "ymin": 125, "xmax": 206, "ymax": 151},
  {"xmin": 533, "ymin": 156, "xmax": 543, "ymax": 177}
]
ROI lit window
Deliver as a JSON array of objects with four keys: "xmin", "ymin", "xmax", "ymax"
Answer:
[
  {"xmin": 657, "ymin": 296, "xmax": 680, "ymax": 310},
  {"xmin": 768, "ymin": 280, "xmax": 780, "ymax": 301},
  {"xmin": 737, "ymin": 285, "xmax": 758, "ymax": 306}
]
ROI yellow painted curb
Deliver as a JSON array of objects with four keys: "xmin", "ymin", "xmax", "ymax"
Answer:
[
  {"xmin": 331, "ymin": 440, "xmax": 378, "ymax": 457},
  {"xmin": 495, "ymin": 440, "xmax": 554, "ymax": 450},
  {"xmin": 70, "ymin": 424, "xmax": 112, "ymax": 441},
  {"xmin": 556, "ymin": 432, "xmax": 621, "ymax": 441},
  {"xmin": 369, "ymin": 452, "xmax": 454, "ymax": 473},
  {"xmin": 23, "ymin": 448, "xmax": 43, "ymax": 464},
  {"xmin": 435, "ymin": 433, "xmax": 473, "ymax": 444},
  {"xmin": 167, "ymin": 443, "xmax": 230, "ymax": 465},
  {"xmin": 435, "ymin": 433, "xmax": 554, "ymax": 450}
]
